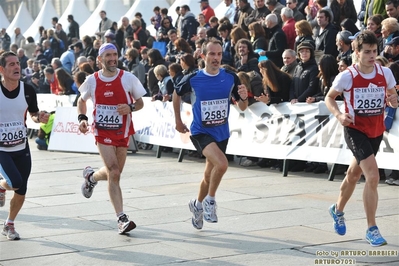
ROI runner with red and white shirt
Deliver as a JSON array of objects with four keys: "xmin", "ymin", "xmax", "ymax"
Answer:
[
  {"xmin": 325, "ymin": 31, "xmax": 398, "ymax": 247},
  {"xmin": 77, "ymin": 43, "xmax": 146, "ymax": 234}
]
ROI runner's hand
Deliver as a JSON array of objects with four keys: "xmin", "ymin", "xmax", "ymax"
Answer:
[
  {"xmin": 337, "ymin": 113, "xmax": 354, "ymax": 126},
  {"xmin": 79, "ymin": 120, "xmax": 89, "ymax": 133},
  {"xmin": 117, "ymin": 104, "xmax": 131, "ymax": 115},
  {"xmin": 175, "ymin": 121, "xmax": 189, "ymax": 133},
  {"xmin": 39, "ymin": 111, "xmax": 50, "ymax": 124},
  {"xmin": 386, "ymin": 94, "xmax": 398, "ymax": 108}
]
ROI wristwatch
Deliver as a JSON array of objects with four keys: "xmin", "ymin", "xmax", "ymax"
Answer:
[{"xmin": 128, "ymin": 103, "xmax": 135, "ymax": 112}]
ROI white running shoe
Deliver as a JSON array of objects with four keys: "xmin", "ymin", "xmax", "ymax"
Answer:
[
  {"xmin": 188, "ymin": 199, "xmax": 203, "ymax": 229},
  {"xmin": 203, "ymin": 199, "xmax": 218, "ymax": 223},
  {"xmin": 118, "ymin": 214, "xmax": 136, "ymax": 234},
  {"xmin": 81, "ymin": 166, "xmax": 97, "ymax": 198},
  {"xmin": 2, "ymin": 223, "xmax": 20, "ymax": 240}
]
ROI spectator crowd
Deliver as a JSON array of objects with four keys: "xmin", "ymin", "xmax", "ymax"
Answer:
[{"xmin": 0, "ymin": 0, "xmax": 398, "ymax": 185}]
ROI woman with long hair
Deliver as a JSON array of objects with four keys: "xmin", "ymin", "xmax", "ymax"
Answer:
[
  {"xmin": 248, "ymin": 22, "xmax": 268, "ymax": 51},
  {"xmin": 230, "ymin": 26, "xmax": 248, "ymax": 60},
  {"xmin": 257, "ymin": 60, "xmax": 291, "ymax": 105},
  {"xmin": 55, "ymin": 68, "xmax": 75, "ymax": 95},
  {"xmin": 174, "ymin": 38, "xmax": 193, "ymax": 54},
  {"xmin": 180, "ymin": 53, "xmax": 197, "ymax": 75},
  {"xmin": 307, "ymin": 54, "xmax": 340, "ymax": 103},
  {"xmin": 294, "ymin": 20, "xmax": 315, "ymax": 53}
]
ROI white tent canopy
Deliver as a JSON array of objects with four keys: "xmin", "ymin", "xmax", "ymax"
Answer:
[
  {"xmin": 80, "ymin": 0, "xmax": 127, "ymax": 38},
  {"xmin": 0, "ymin": 6, "xmax": 10, "ymax": 29},
  {"xmin": 7, "ymin": 2, "xmax": 34, "ymax": 43},
  {"xmin": 214, "ymin": 1, "xmax": 228, "ymax": 19},
  {"xmin": 58, "ymin": 0, "xmax": 92, "ymax": 34},
  {"xmin": 168, "ymin": 0, "xmax": 222, "ymax": 25},
  {"xmin": 23, "ymin": 0, "xmax": 58, "ymax": 42}
]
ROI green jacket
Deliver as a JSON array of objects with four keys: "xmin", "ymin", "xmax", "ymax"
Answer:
[
  {"xmin": 40, "ymin": 113, "xmax": 55, "ymax": 144},
  {"xmin": 364, "ymin": 0, "xmax": 388, "ymax": 24}
]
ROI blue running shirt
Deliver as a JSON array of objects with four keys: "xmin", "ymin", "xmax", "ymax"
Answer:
[{"xmin": 176, "ymin": 69, "xmax": 241, "ymax": 141}]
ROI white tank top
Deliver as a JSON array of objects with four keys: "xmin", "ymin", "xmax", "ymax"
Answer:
[{"xmin": 0, "ymin": 82, "xmax": 28, "ymax": 152}]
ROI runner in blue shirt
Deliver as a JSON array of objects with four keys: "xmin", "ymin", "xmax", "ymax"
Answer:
[{"xmin": 173, "ymin": 38, "xmax": 248, "ymax": 229}]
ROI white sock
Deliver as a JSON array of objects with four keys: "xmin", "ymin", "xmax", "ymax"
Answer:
[
  {"xmin": 117, "ymin": 212, "xmax": 124, "ymax": 218},
  {"xmin": 205, "ymin": 195, "xmax": 215, "ymax": 202},
  {"xmin": 89, "ymin": 174, "xmax": 96, "ymax": 183},
  {"xmin": 5, "ymin": 218, "xmax": 14, "ymax": 224},
  {"xmin": 195, "ymin": 200, "xmax": 203, "ymax": 210}
]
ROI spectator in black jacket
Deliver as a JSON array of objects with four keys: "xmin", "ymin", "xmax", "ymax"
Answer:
[
  {"xmin": 289, "ymin": 41, "xmax": 319, "ymax": 103},
  {"xmin": 263, "ymin": 13, "xmax": 287, "ymax": 68},
  {"xmin": 165, "ymin": 29, "xmax": 179, "ymax": 62},
  {"xmin": 147, "ymin": 49, "xmax": 169, "ymax": 96},
  {"xmin": 82, "ymin": 35, "xmax": 97, "ymax": 58},
  {"xmin": 237, "ymin": 0, "xmax": 254, "ymax": 32},
  {"xmin": 244, "ymin": 0, "xmax": 270, "ymax": 27},
  {"xmin": 315, "ymin": 9, "xmax": 339, "ymax": 59},
  {"xmin": 180, "ymin": 5, "xmax": 200, "ymax": 49},
  {"xmin": 235, "ymin": 38, "xmax": 260, "ymax": 73},
  {"xmin": 330, "ymin": 0, "xmax": 357, "ymax": 30},
  {"xmin": 67, "ymin": 15, "xmax": 80, "ymax": 45}
]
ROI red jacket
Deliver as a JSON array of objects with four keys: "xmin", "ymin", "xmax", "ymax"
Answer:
[
  {"xmin": 282, "ymin": 18, "xmax": 296, "ymax": 50},
  {"xmin": 202, "ymin": 6, "xmax": 215, "ymax": 24}
]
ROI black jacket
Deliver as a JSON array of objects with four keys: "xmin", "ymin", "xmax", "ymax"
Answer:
[
  {"xmin": 244, "ymin": 6, "xmax": 270, "ymax": 26},
  {"xmin": 289, "ymin": 58, "xmax": 319, "ymax": 102},
  {"xmin": 252, "ymin": 36, "xmax": 268, "ymax": 51},
  {"xmin": 180, "ymin": 12, "xmax": 199, "ymax": 48},
  {"xmin": 235, "ymin": 53, "xmax": 260, "ymax": 73},
  {"xmin": 315, "ymin": 23, "xmax": 338, "ymax": 58},
  {"xmin": 68, "ymin": 20, "xmax": 80, "ymax": 44},
  {"xmin": 265, "ymin": 25, "xmax": 287, "ymax": 68},
  {"xmin": 134, "ymin": 28, "xmax": 148, "ymax": 47},
  {"xmin": 330, "ymin": 0, "xmax": 357, "ymax": 30}
]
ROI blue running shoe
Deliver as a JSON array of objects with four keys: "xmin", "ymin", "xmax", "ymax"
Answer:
[
  {"xmin": 366, "ymin": 226, "xmax": 387, "ymax": 247},
  {"xmin": 329, "ymin": 204, "xmax": 346, "ymax": 235}
]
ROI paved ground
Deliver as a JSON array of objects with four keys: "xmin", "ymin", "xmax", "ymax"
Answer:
[{"xmin": 0, "ymin": 139, "xmax": 398, "ymax": 266}]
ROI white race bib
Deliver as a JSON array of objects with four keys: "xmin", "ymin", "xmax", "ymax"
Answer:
[
  {"xmin": 0, "ymin": 121, "xmax": 26, "ymax": 147},
  {"xmin": 353, "ymin": 86, "xmax": 385, "ymax": 116},
  {"xmin": 201, "ymin": 98, "xmax": 228, "ymax": 127},
  {"xmin": 95, "ymin": 104, "xmax": 123, "ymax": 130}
]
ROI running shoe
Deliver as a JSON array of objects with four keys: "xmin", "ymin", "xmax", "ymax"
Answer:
[
  {"xmin": 366, "ymin": 226, "xmax": 387, "ymax": 247},
  {"xmin": 203, "ymin": 199, "xmax": 218, "ymax": 223},
  {"xmin": 81, "ymin": 166, "xmax": 97, "ymax": 198},
  {"xmin": 118, "ymin": 214, "xmax": 136, "ymax": 234},
  {"xmin": 188, "ymin": 199, "xmax": 203, "ymax": 229},
  {"xmin": 2, "ymin": 223, "xmax": 20, "ymax": 240},
  {"xmin": 329, "ymin": 204, "xmax": 346, "ymax": 235}
]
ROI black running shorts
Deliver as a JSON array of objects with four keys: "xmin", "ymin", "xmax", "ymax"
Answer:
[
  {"xmin": 344, "ymin": 127, "xmax": 383, "ymax": 165},
  {"xmin": 190, "ymin": 134, "xmax": 228, "ymax": 156}
]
